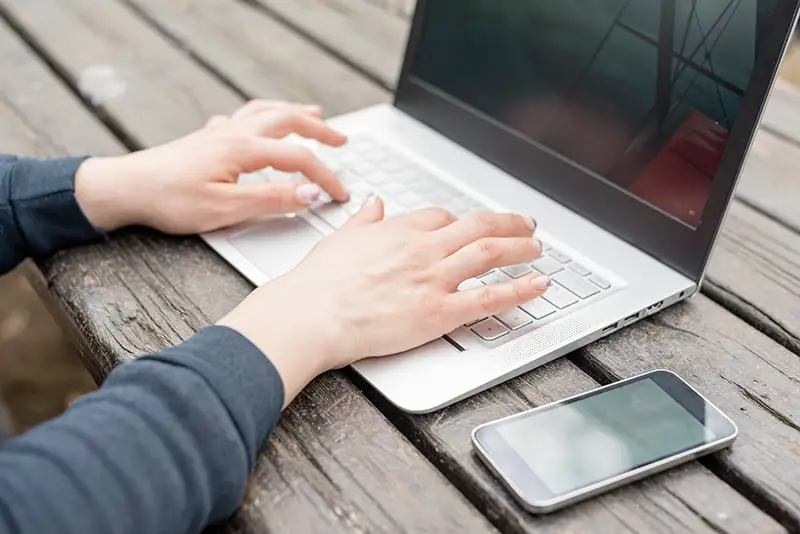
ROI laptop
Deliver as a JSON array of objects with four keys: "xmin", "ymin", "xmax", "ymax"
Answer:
[{"xmin": 204, "ymin": 0, "xmax": 800, "ymax": 413}]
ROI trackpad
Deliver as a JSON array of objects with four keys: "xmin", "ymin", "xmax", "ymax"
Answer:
[{"xmin": 228, "ymin": 217, "xmax": 324, "ymax": 280}]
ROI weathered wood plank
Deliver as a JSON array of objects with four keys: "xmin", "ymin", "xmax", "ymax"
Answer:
[
  {"xmin": 573, "ymin": 296, "xmax": 800, "ymax": 531},
  {"xmin": 761, "ymin": 82, "xmax": 800, "ymax": 147},
  {"xmin": 0, "ymin": 0, "xmax": 241, "ymax": 147},
  {"xmin": 247, "ymin": 0, "xmax": 409, "ymax": 88},
  {"xmin": 123, "ymin": 0, "xmax": 387, "ymax": 115},
  {"xmin": 706, "ymin": 201, "xmax": 800, "ymax": 354},
  {"xmin": 0, "ymin": 16, "xmax": 124, "ymax": 158},
  {"xmin": 365, "ymin": 358, "xmax": 784, "ymax": 534},
  {"xmin": 735, "ymin": 128, "xmax": 800, "ymax": 232},
  {"xmin": 0, "ymin": 3, "xmax": 499, "ymax": 532},
  {"xmin": 362, "ymin": 0, "xmax": 416, "ymax": 19}
]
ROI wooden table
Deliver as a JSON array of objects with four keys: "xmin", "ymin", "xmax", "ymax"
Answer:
[{"xmin": 3, "ymin": 1, "xmax": 800, "ymax": 532}]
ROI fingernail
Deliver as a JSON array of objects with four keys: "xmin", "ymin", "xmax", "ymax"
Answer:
[
  {"xmin": 362, "ymin": 193, "xmax": 380, "ymax": 208},
  {"xmin": 296, "ymin": 183, "xmax": 322, "ymax": 205},
  {"xmin": 534, "ymin": 238, "xmax": 543, "ymax": 253},
  {"xmin": 525, "ymin": 217, "xmax": 537, "ymax": 232},
  {"xmin": 532, "ymin": 276, "xmax": 552, "ymax": 291}
]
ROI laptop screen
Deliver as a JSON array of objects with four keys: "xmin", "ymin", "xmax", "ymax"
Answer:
[{"xmin": 409, "ymin": 0, "xmax": 776, "ymax": 229}]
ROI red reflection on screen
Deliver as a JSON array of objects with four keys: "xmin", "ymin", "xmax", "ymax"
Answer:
[{"xmin": 630, "ymin": 111, "xmax": 728, "ymax": 226}]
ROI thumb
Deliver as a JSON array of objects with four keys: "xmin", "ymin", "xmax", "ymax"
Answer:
[{"xmin": 346, "ymin": 194, "xmax": 385, "ymax": 227}]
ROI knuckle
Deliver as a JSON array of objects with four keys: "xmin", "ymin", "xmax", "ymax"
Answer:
[
  {"xmin": 426, "ymin": 207, "xmax": 456, "ymax": 226},
  {"xmin": 273, "ymin": 109, "xmax": 296, "ymax": 124},
  {"xmin": 475, "ymin": 240, "xmax": 500, "ymax": 262}
]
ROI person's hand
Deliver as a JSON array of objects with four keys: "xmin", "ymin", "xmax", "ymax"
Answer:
[
  {"xmin": 74, "ymin": 100, "xmax": 349, "ymax": 234},
  {"xmin": 218, "ymin": 198, "xmax": 549, "ymax": 406}
]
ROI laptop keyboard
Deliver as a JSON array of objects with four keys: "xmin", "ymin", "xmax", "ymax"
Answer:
[
  {"xmin": 250, "ymin": 134, "xmax": 615, "ymax": 345},
  {"xmin": 306, "ymin": 135, "xmax": 486, "ymax": 225}
]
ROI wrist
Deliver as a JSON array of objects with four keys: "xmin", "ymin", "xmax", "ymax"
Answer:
[
  {"xmin": 74, "ymin": 156, "xmax": 142, "ymax": 232},
  {"xmin": 217, "ymin": 285, "xmax": 333, "ymax": 408}
]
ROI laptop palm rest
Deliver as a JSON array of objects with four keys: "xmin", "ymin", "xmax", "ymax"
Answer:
[{"xmin": 228, "ymin": 217, "xmax": 324, "ymax": 280}]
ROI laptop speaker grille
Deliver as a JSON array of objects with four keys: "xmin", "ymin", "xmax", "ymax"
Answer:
[{"xmin": 491, "ymin": 314, "xmax": 599, "ymax": 367}]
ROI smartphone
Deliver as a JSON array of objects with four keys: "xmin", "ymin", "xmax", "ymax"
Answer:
[{"xmin": 471, "ymin": 369, "xmax": 738, "ymax": 513}]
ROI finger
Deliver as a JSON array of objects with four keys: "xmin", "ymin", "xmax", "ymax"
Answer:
[
  {"xmin": 232, "ymin": 100, "xmax": 323, "ymax": 120},
  {"xmin": 438, "ymin": 237, "xmax": 543, "ymax": 286},
  {"xmin": 395, "ymin": 207, "xmax": 457, "ymax": 231},
  {"xmin": 446, "ymin": 274, "xmax": 552, "ymax": 327},
  {"xmin": 244, "ymin": 110, "xmax": 347, "ymax": 146},
  {"xmin": 216, "ymin": 180, "xmax": 324, "ymax": 222},
  {"xmin": 252, "ymin": 140, "xmax": 349, "ymax": 202},
  {"xmin": 345, "ymin": 194, "xmax": 385, "ymax": 227},
  {"xmin": 206, "ymin": 115, "xmax": 229, "ymax": 128},
  {"xmin": 435, "ymin": 212, "xmax": 537, "ymax": 255}
]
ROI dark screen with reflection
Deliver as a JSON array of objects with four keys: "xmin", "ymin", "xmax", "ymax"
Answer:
[{"xmin": 411, "ymin": 0, "xmax": 776, "ymax": 227}]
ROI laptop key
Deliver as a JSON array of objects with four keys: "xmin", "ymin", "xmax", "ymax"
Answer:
[
  {"xmin": 549, "ymin": 249, "xmax": 572, "ymax": 264},
  {"xmin": 457, "ymin": 278, "xmax": 485, "ymax": 292},
  {"xmin": 395, "ymin": 190, "xmax": 425, "ymax": 207},
  {"xmin": 501, "ymin": 263, "xmax": 533, "ymax": 279},
  {"xmin": 495, "ymin": 308, "xmax": 533, "ymax": 330},
  {"xmin": 569, "ymin": 262, "xmax": 591, "ymax": 276},
  {"xmin": 531, "ymin": 256, "xmax": 565, "ymax": 276},
  {"xmin": 480, "ymin": 270, "xmax": 513, "ymax": 285},
  {"xmin": 471, "ymin": 318, "xmax": 510, "ymax": 341},
  {"xmin": 542, "ymin": 283, "xmax": 579, "ymax": 309},
  {"xmin": 521, "ymin": 298, "xmax": 557, "ymax": 320},
  {"xmin": 588, "ymin": 273, "xmax": 611, "ymax": 290},
  {"xmin": 553, "ymin": 270, "xmax": 600, "ymax": 299}
]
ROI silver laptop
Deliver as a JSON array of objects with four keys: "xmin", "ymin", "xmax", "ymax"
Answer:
[{"xmin": 204, "ymin": 1, "xmax": 800, "ymax": 413}]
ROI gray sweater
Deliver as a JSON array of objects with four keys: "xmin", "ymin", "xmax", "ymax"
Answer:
[{"xmin": 0, "ymin": 155, "xmax": 285, "ymax": 533}]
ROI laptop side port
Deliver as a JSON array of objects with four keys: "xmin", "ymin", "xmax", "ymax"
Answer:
[
  {"xmin": 623, "ymin": 313, "xmax": 639, "ymax": 324},
  {"xmin": 647, "ymin": 301, "xmax": 664, "ymax": 313},
  {"xmin": 602, "ymin": 324, "xmax": 617, "ymax": 335}
]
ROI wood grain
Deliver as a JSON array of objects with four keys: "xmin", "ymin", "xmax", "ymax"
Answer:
[
  {"xmin": 0, "ymin": 0, "xmax": 241, "ymax": 148},
  {"xmin": 761, "ymin": 84, "xmax": 800, "ymax": 149},
  {"xmin": 248, "ymin": 0, "xmax": 409, "ymax": 89},
  {"xmin": 706, "ymin": 201, "xmax": 800, "ymax": 354},
  {"xmin": 0, "ymin": 16, "xmax": 124, "ymax": 158},
  {"xmin": 735, "ymin": 128, "xmax": 800, "ymax": 232},
  {"xmin": 0, "ymin": 4, "xmax": 499, "ymax": 532},
  {"xmin": 123, "ymin": 0, "xmax": 387, "ymax": 115}
]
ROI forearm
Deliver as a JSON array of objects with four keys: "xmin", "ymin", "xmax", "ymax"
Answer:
[
  {"xmin": 0, "ymin": 326, "xmax": 283, "ymax": 534},
  {"xmin": 0, "ymin": 155, "xmax": 105, "ymax": 275}
]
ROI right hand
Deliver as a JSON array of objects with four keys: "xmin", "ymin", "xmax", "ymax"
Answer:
[{"xmin": 219, "ymin": 197, "xmax": 549, "ymax": 406}]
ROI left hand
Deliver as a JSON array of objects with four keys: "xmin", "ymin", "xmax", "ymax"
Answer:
[{"xmin": 74, "ymin": 100, "xmax": 349, "ymax": 234}]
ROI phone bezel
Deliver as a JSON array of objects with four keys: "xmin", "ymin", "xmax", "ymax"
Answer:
[{"xmin": 471, "ymin": 369, "xmax": 738, "ymax": 513}]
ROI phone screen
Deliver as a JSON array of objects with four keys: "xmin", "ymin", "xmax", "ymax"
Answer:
[{"xmin": 477, "ymin": 372, "xmax": 735, "ymax": 500}]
